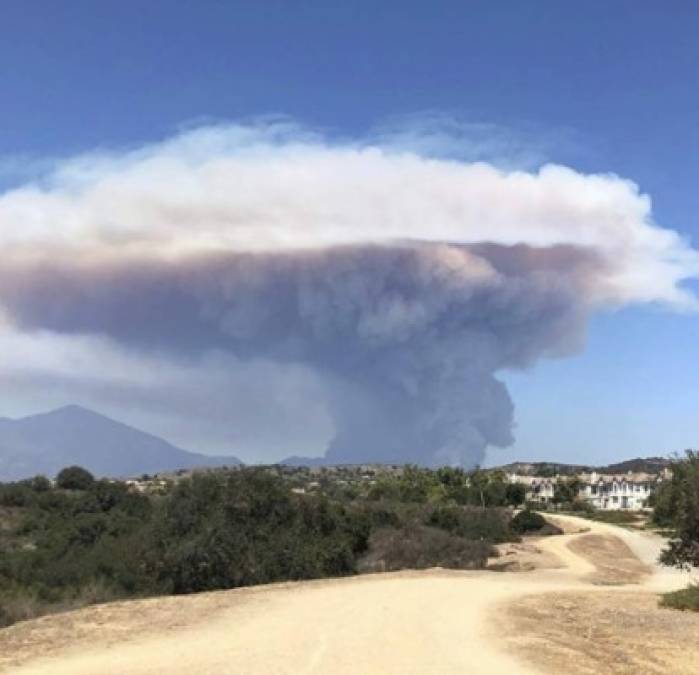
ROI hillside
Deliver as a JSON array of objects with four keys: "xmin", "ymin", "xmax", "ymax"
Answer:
[
  {"xmin": 493, "ymin": 457, "xmax": 674, "ymax": 477},
  {"xmin": 0, "ymin": 405, "xmax": 241, "ymax": 481}
]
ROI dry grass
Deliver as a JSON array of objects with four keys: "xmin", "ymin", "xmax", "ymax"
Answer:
[
  {"xmin": 500, "ymin": 590, "xmax": 699, "ymax": 675},
  {"xmin": 0, "ymin": 507, "xmax": 22, "ymax": 531},
  {"xmin": 567, "ymin": 534, "xmax": 651, "ymax": 585},
  {"xmin": 0, "ymin": 589, "xmax": 243, "ymax": 672},
  {"xmin": 357, "ymin": 525, "xmax": 493, "ymax": 573},
  {"xmin": 0, "ymin": 580, "xmax": 122, "ymax": 629},
  {"xmin": 487, "ymin": 540, "xmax": 564, "ymax": 572}
]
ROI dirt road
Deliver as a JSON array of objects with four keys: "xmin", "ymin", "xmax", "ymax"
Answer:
[{"xmin": 1, "ymin": 515, "xmax": 696, "ymax": 675}]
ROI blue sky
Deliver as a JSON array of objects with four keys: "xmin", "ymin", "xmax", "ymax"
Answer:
[{"xmin": 1, "ymin": 1, "xmax": 697, "ymax": 464}]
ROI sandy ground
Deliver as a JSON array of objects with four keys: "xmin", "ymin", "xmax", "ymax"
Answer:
[
  {"xmin": 502, "ymin": 590, "xmax": 699, "ymax": 675},
  {"xmin": 0, "ymin": 514, "xmax": 696, "ymax": 675}
]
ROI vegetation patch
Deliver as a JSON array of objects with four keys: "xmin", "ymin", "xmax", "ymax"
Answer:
[
  {"xmin": 358, "ymin": 526, "xmax": 493, "ymax": 572},
  {"xmin": 660, "ymin": 584, "xmax": 699, "ymax": 612},
  {"xmin": 511, "ymin": 509, "xmax": 562, "ymax": 536},
  {"xmin": 0, "ymin": 463, "xmax": 526, "ymax": 628}
]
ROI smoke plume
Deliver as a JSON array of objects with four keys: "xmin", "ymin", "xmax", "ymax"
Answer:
[{"xmin": 0, "ymin": 121, "xmax": 696, "ymax": 466}]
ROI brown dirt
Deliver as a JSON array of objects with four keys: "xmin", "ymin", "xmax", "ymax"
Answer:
[
  {"xmin": 567, "ymin": 533, "xmax": 651, "ymax": 585},
  {"xmin": 0, "ymin": 571, "xmax": 537, "ymax": 675},
  {"xmin": 501, "ymin": 590, "xmax": 699, "ymax": 675},
  {"xmin": 0, "ymin": 589, "xmax": 245, "ymax": 672},
  {"xmin": 488, "ymin": 539, "xmax": 564, "ymax": 572}
]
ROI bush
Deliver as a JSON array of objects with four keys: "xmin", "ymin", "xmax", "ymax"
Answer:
[
  {"xmin": 27, "ymin": 476, "xmax": 52, "ymax": 492},
  {"xmin": 659, "ymin": 451, "xmax": 699, "ymax": 569},
  {"xmin": 568, "ymin": 500, "xmax": 595, "ymax": 514},
  {"xmin": 0, "ymin": 483, "xmax": 35, "ymax": 507},
  {"xmin": 56, "ymin": 466, "xmax": 95, "ymax": 491},
  {"xmin": 428, "ymin": 505, "xmax": 515, "ymax": 543},
  {"xmin": 147, "ymin": 471, "xmax": 370, "ymax": 593},
  {"xmin": 660, "ymin": 584, "xmax": 699, "ymax": 612},
  {"xmin": 511, "ymin": 509, "xmax": 547, "ymax": 534},
  {"xmin": 652, "ymin": 480, "xmax": 678, "ymax": 527},
  {"xmin": 358, "ymin": 525, "xmax": 494, "ymax": 573}
]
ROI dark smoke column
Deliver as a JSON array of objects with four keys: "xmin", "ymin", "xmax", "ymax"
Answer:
[{"xmin": 0, "ymin": 241, "xmax": 597, "ymax": 468}]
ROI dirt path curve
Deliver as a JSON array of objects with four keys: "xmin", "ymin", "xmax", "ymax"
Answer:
[{"xmin": 1, "ymin": 516, "xmax": 695, "ymax": 675}]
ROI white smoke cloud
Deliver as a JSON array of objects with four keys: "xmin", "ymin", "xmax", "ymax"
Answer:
[{"xmin": 0, "ymin": 120, "xmax": 696, "ymax": 466}]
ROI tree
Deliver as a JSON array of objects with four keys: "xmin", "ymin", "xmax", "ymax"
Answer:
[
  {"xmin": 553, "ymin": 477, "xmax": 583, "ymax": 506},
  {"xmin": 29, "ymin": 475, "xmax": 52, "ymax": 492},
  {"xmin": 651, "ymin": 479, "xmax": 679, "ymax": 527},
  {"xmin": 468, "ymin": 470, "xmax": 490, "ymax": 508},
  {"xmin": 396, "ymin": 465, "xmax": 437, "ymax": 503},
  {"xmin": 505, "ymin": 482, "xmax": 526, "ymax": 507},
  {"xmin": 659, "ymin": 451, "xmax": 699, "ymax": 569},
  {"xmin": 56, "ymin": 466, "xmax": 95, "ymax": 490}
]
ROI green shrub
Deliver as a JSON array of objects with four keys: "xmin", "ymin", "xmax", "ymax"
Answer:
[
  {"xmin": 511, "ymin": 509, "xmax": 547, "ymax": 534},
  {"xmin": 0, "ymin": 483, "xmax": 36, "ymax": 507},
  {"xmin": 658, "ymin": 451, "xmax": 699, "ymax": 569},
  {"xmin": 428, "ymin": 505, "xmax": 515, "ymax": 543},
  {"xmin": 56, "ymin": 466, "xmax": 95, "ymax": 491},
  {"xmin": 146, "ymin": 471, "xmax": 370, "ymax": 593},
  {"xmin": 660, "ymin": 584, "xmax": 699, "ymax": 612},
  {"xmin": 27, "ymin": 476, "xmax": 52, "ymax": 493},
  {"xmin": 568, "ymin": 500, "xmax": 595, "ymax": 514}
]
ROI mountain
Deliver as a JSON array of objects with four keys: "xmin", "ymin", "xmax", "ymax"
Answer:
[
  {"xmin": 492, "ymin": 456, "xmax": 674, "ymax": 477},
  {"xmin": 600, "ymin": 456, "xmax": 674, "ymax": 474},
  {"xmin": 492, "ymin": 461, "xmax": 588, "ymax": 476},
  {"xmin": 0, "ymin": 405, "xmax": 242, "ymax": 481},
  {"xmin": 279, "ymin": 455, "xmax": 329, "ymax": 467}
]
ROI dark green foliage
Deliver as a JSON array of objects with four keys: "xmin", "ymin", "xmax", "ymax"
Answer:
[
  {"xmin": 56, "ymin": 466, "xmax": 95, "ymax": 490},
  {"xmin": 28, "ymin": 475, "xmax": 52, "ymax": 492},
  {"xmin": 652, "ymin": 479, "xmax": 680, "ymax": 527},
  {"xmin": 658, "ymin": 451, "xmax": 699, "ymax": 569},
  {"xmin": 511, "ymin": 509, "xmax": 547, "ymax": 534},
  {"xmin": 505, "ymin": 482, "xmax": 526, "ymax": 507},
  {"xmin": 368, "ymin": 465, "xmax": 440, "ymax": 503},
  {"xmin": 552, "ymin": 477, "xmax": 583, "ymax": 506},
  {"xmin": 0, "ymin": 483, "xmax": 35, "ymax": 507},
  {"xmin": 147, "ymin": 471, "xmax": 370, "ymax": 593},
  {"xmin": 660, "ymin": 583, "xmax": 699, "ymax": 612},
  {"xmin": 352, "ymin": 502, "xmax": 403, "ymax": 529},
  {"xmin": 428, "ymin": 505, "xmax": 514, "ymax": 543},
  {"xmin": 567, "ymin": 499, "xmax": 595, "ymax": 514},
  {"xmin": 0, "ymin": 473, "xmax": 154, "ymax": 627},
  {"xmin": 368, "ymin": 466, "xmax": 513, "ymax": 507}
]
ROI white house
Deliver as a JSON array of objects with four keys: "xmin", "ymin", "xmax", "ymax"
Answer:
[
  {"xmin": 509, "ymin": 470, "xmax": 666, "ymax": 511},
  {"xmin": 577, "ymin": 472, "xmax": 660, "ymax": 510}
]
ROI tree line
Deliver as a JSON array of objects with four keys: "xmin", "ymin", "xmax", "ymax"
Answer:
[{"xmin": 0, "ymin": 464, "xmax": 541, "ymax": 627}]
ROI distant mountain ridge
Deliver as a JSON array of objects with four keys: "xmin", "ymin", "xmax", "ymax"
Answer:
[
  {"xmin": 493, "ymin": 457, "xmax": 674, "ymax": 477},
  {"xmin": 0, "ymin": 405, "xmax": 241, "ymax": 481}
]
